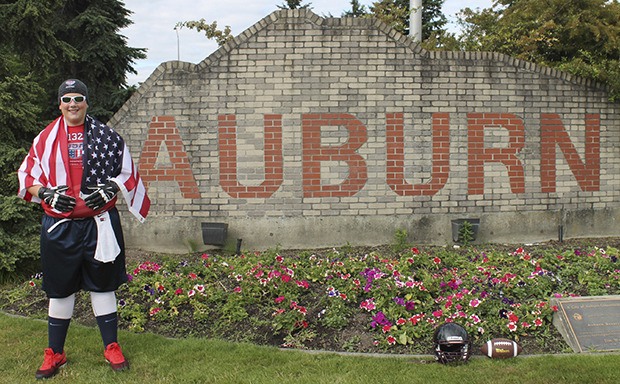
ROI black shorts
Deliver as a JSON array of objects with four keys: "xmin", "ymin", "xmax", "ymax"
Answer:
[{"xmin": 40, "ymin": 208, "xmax": 128, "ymax": 298}]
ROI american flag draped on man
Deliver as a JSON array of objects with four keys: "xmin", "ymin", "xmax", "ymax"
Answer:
[{"xmin": 18, "ymin": 115, "xmax": 150, "ymax": 222}]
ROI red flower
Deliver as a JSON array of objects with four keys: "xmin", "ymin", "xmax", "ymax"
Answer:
[
  {"xmin": 387, "ymin": 335, "xmax": 396, "ymax": 345},
  {"xmin": 507, "ymin": 322, "xmax": 517, "ymax": 332},
  {"xmin": 411, "ymin": 247, "xmax": 420, "ymax": 255},
  {"xmin": 508, "ymin": 312, "xmax": 519, "ymax": 322}
]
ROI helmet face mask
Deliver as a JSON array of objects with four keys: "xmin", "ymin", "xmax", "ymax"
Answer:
[{"xmin": 433, "ymin": 323, "xmax": 472, "ymax": 364}]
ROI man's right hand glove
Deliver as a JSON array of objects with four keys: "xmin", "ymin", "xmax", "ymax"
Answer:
[{"xmin": 38, "ymin": 185, "xmax": 76, "ymax": 212}]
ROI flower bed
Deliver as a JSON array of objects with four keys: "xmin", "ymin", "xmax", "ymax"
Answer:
[{"xmin": 5, "ymin": 240, "xmax": 620, "ymax": 355}]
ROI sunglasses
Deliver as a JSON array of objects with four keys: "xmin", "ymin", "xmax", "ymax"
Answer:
[{"xmin": 60, "ymin": 95, "xmax": 86, "ymax": 103}]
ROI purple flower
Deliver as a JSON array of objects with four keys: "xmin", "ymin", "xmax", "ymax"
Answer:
[
  {"xmin": 393, "ymin": 297, "xmax": 405, "ymax": 306},
  {"xmin": 370, "ymin": 311, "xmax": 392, "ymax": 328}
]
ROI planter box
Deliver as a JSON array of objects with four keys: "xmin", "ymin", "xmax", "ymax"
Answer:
[
  {"xmin": 201, "ymin": 222, "xmax": 228, "ymax": 246},
  {"xmin": 451, "ymin": 218, "xmax": 480, "ymax": 243}
]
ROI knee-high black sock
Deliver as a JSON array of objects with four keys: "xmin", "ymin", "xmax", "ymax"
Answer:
[
  {"xmin": 48, "ymin": 317, "xmax": 71, "ymax": 354},
  {"xmin": 96, "ymin": 312, "xmax": 118, "ymax": 347}
]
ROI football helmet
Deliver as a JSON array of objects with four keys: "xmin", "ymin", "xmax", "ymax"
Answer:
[{"xmin": 433, "ymin": 322, "xmax": 472, "ymax": 364}]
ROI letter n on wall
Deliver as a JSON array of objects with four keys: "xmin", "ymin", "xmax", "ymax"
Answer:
[
  {"xmin": 138, "ymin": 116, "xmax": 201, "ymax": 198},
  {"xmin": 540, "ymin": 114, "xmax": 600, "ymax": 192}
]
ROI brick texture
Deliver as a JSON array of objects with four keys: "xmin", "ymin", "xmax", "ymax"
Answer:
[{"xmin": 109, "ymin": 10, "xmax": 620, "ymax": 243}]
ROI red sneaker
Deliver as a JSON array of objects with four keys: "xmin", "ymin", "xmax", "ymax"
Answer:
[
  {"xmin": 35, "ymin": 348, "xmax": 67, "ymax": 379},
  {"xmin": 104, "ymin": 342, "xmax": 129, "ymax": 371}
]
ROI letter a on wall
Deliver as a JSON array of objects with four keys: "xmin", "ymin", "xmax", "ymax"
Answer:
[{"xmin": 138, "ymin": 116, "xmax": 201, "ymax": 198}]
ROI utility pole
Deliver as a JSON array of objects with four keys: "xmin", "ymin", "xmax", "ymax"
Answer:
[{"xmin": 409, "ymin": 0, "xmax": 423, "ymax": 43}]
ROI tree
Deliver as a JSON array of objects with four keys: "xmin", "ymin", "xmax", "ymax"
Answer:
[
  {"xmin": 457, "ymin": 0, "xmax": 620, "ymax": 100},
  {"xmin": 277, "ymin": 0, "xmax": 312, "ymax": 10},
  {"xmin": 368, "ymin": 0, "xmax": 447, "ymax": 39},
  {"xmin": 175, "ymin": 20, "xmax": 233, "ymax": 47},
  {"xmin": 0, "ymin": 0, "xmax": 145, "ymax": 278},
  {"xmin": 342, "ymin": 0, "xmax": 454, "ymax": 48},
  {"xmin": 43, "ymin": 0, "xmax": 146, "ymax": 122},
  {"xmin": 342, "ymin": 0, "xmax": 368, "ymax": 17}
]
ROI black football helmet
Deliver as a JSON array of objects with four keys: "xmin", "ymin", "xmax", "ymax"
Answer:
[{"xmin": 433, "ymin": 322, "xmax": 472, "ymax": 364}]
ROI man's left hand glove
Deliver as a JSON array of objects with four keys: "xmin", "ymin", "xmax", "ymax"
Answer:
[{"xmin": 84, "ymin": 181, "xmax": 120, "ymax": 211}]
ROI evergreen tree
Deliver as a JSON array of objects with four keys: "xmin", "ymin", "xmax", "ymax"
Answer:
[
  {"xmin": 0, "ymin": 0, "xmax": 144, "ymax": 278},
  {"xmin": 277, "ymin": 0, "xmax": 312, "ymax": 10},
  {"xmin": 368, "ymin": 0, "xmax": 447, "ymax": 39},
  {"xmin": 45, "ymin": 0, "xmax": 146, "ymax": 122}
]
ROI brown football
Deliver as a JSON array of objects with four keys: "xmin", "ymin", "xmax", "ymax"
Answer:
[{"xmin": 480, "ymin": 338, "xmax": 522, "ymax": 358}]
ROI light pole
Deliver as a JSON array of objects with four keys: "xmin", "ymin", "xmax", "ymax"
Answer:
[{"xmin": 409, "ymin": 0, "xmax": 423, "ymax": 43}]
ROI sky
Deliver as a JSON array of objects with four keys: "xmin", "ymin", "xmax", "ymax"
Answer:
[{"xmin": 120, "ymin": 0, "xmax": 494, "ymax": 86}]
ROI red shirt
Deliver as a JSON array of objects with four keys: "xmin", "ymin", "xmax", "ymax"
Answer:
[{"xmin": 42, "ymin": 124, "xmax": 116, "ymax": 218}]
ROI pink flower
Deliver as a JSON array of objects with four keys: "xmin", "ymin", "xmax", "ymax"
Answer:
[
  {"xmin": 432, "ymin": 310, "xmax": 443, "ymax": 318},
  {"xmin": 274, "ymin": 296, "xmax": 286, "ymax": 304},
  {"xmin": 233, "ymin": 286, "xmax": 242, "ymax": 293},
  {"xmin": 360, "ymin": 298, "xmax": 376, "ymax": 311},
  {"xmin": 469, "ymin": 299, "xmax": 481, "ymax": 308},
  {"xmin": 174, "ymin": 288, "xmax": 183, "ymax": 295},
  {"xmin": 507, "ymin": 322, "xmax": 517, "ymax": 332}
]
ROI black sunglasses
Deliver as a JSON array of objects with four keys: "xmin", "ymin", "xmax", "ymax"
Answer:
[{"xmin": 60, "ymin": 95, "xmax": 86, "ymax": 103}]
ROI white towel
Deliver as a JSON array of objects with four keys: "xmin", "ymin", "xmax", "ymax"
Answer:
[{"xmin": 94, "ymin": 211, "xmax": 121, "ymax": 263}]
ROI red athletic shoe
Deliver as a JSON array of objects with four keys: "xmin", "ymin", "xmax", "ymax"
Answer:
[
  {"xmin": 35, "ymin": 348, "xmax": 67, "ymax": 379},
  {"xmin": 104, "ymin": 342, "xmax": 129, "ymax": 371}
]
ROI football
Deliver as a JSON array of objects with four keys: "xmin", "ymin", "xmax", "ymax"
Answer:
[{"xmin": 480, "ymin": 338, "xmax": 522, "ymax": 358}]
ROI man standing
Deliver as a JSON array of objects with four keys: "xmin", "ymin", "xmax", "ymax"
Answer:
[{"xmin": 17, "ymin": 79, "xmax": 150, "ymax": 379}]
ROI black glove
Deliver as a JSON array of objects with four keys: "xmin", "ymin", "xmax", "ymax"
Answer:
[
  {"xmin": 38, "ymin": 185, "xmax": 76, "ymax": 212},
  {"xmin": 84, "ymin": 181, "xmax": 120, "ymax": 211}
]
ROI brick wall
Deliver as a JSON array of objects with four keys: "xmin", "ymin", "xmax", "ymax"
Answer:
[{"xmin": 110, "ymin": 10, "xmax": 620, "ymax": 252}]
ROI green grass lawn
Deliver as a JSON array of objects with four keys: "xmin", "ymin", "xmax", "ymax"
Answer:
[{"xmin": 2, "ymin": 312, "xmax": 619, "ymax": 384}]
